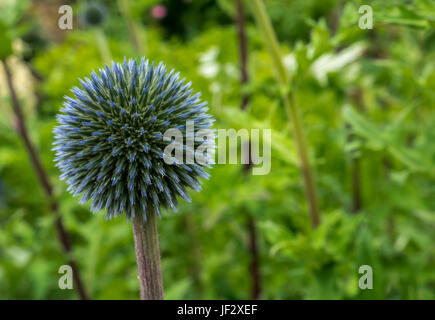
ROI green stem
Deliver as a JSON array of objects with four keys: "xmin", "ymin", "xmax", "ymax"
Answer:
[
  {"xmin": 250, "ymin": 0, "xmax": 320, "ymax": 228},
  {"xmin": 250, "ymin": 0, "xmax": 288, "ymax": 87},
  {"xmin": 117, "ymin": 0, "xmax": 145, "ymax": 54},
  {"xmin": 132, "ymin": 212, "xmax": 164, "ymax": 300},
  {"xmin": 184, "ymin": 213, "xmax": 203, "ymax": 298},
  {"xmin": 95, "ymin": 28, "xmax": 112, "ymax": 63}
]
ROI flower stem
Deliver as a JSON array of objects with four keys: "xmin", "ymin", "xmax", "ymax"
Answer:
[
  {"xmin": 117, "ymin": 0, "xmax": 145, "ymax": 54},
  {"xmin": 236, "ymin": 0, "xmax": 262, "ymax": 299},
  {"xmin": 236, "ymin": 0, "xmax": 250, "ymax": 110},
  {"xmin": 132, "ymin": 212, "xmax": 164, "ymax": 299},
  {"xmin": 250, "ymin": 0, "xmax": 320, "ymax": 228},
  {"xmin": 95, "ymin": 28, "xmax": 112, "ymax": 63},
  {"xmin": 247, "ymin": 214, "xmax": 261, "ymax": 299}
]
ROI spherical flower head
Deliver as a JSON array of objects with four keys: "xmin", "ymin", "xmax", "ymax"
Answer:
[
  {"xmin": 53, "ymin": 58, "xmax": 215, "ymax": 221},
  {"xmin": 79, "ymin": 1, "xmax": 108, "ymax": 28},
  {"xmin": 151, "ymin": 5, "xmax": 167, "ymax": 20}
]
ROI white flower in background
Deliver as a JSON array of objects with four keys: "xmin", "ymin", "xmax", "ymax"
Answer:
[
  {"xmin": 210, "ymin": 82, "xmax": 221, "ymax": 93},
  {"xmin": 198, "ymin": 46, "xmax": 220, "ymax": 79},
  {"xmin": 310, "ymin": 42, "xmax": 366, "ymax": 86},
  {"xmin": 224, "ymin": 63, "xmax": 237, "ymax": 78},
  {"xmin": 283, "ymin": 53, "xmax": 298, "ymax": 75}
]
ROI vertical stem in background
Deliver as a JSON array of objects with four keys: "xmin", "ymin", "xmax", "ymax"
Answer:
[
  {"xmin": 347, "ymin": 29, "xmax": 385, "ymax": 214},
  {"xmin": 236, "ymin": 0, "xmax": 250, "ymax": 110},
  {"xmin": 350, "ymin": 156, "xmax": 362, "ymax": 213},
  {"xmin": 247, "ymin": 214, "xmax": 260, "ymax": 299},
  {"xmin": 250, "ymin": 0, "xmax": 320, "ymax": 228},
  {"xmin": 328, "ymin": 0, "xmax": 343, "ymax": 37},
  {"xmin": 242, "ymin": 143, "xmax": 261, "ymax": 299},
  {"xmin": 237, "ymin": 0, "xmax": 261, "ymax": 299},
  {"xmin": 132, "ymin": 212, "xmax": 164, "ymax": 300},
  {"xmin": 95, "ymin": 28, "xmax": 112, "ymax": 63},
  {"xmin": 184, "ymin": 213, "xmax": 203, "ymax": 298},
  {"xmin": 349, "ymin": 88, "xmax": 365, "ymax": 213},
  {"xmin": 1, "ymin": 59, "xmax": 89, "ymax": 300},
  {"xmin": 117, "ymin": 0, "xmax": 145, "ymax": 54}
]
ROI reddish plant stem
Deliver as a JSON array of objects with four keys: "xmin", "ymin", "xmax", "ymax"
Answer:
[
  {"xmin": 350, "ymin": 154, "xmax": 362, "ymax": 213},
  {"xmin": 348, "ymin": 88, "xmax": 366, "ymax": 213},
  {"xmin": 1, "ymin": 59, "xmax": 89, "ymax": 300},
  {"xmin": 237, "ymin": 0, "xmax": 261, "ymax": 299},
  {"xmin": 247, "ymin": 214, "xmax": 261, "ymax": 299}
]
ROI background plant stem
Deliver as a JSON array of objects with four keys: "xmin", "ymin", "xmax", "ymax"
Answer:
[
  {"xmin": 236, "ymin": 0, "xmax": 250, "ymax": 110},
  {"xmin": 117, "ymin": 0, "xmax": 145, "ymax": 54},
  {"xmin": 95, "ymin": 28, "xmax": 112, "ymax": 63},
  {"xmin": 132, "ymin": 212, "xmax": 164, "ymax": 300},
  {"xmin": 247, "ymin": 213, "xmax": 261, "ymax": 299},
  {"xmin": 184, "ymin": 213, "xmax": 203, "ymax": 298},
  {"xmin": 349, "ymin": 88, "xmax": 365, "ymax": 213},
  {"xmin": 236, "ymin": 0, "xmax": 261, "ymax": 299},
  {"xmin": 250, "ymin": 0, "xmax": 320, "ymax": 228},
  {"xmin": 1, "ymin": 59, "xmax": 89, "ymax": 300}
]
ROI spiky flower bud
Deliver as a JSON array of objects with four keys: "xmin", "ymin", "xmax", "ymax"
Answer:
[
  {"xmin": 53, "ymin": 58, "xmax": 214, "ymax": 221},
  {"xmin": 80, "ymin": 1, "xmax": 108, "ymax": 28}
]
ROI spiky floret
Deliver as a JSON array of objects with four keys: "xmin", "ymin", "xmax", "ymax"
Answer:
[{"xmin": 53, "ymin": 58, "xmax": 214, "ymax": 220}]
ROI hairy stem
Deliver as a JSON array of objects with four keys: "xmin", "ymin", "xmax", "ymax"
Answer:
[
  {"xmin": 250, "ymin": 0, "xmax": 320, "ymax": 228},
  {"xmin": 1, "ymin": 59, "xmax": 89, "ymax": 299},
  {"xmin": 132, "ymin": 212, "xmax": 164, "ymax": 300}
]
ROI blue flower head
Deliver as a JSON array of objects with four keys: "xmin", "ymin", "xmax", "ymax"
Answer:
[
  {"xmin": 53, "ymin": 58, "xmax": 214, "ymax": 220},
  {"xmin": 80, "ymin": 1, "xmax": 108, "ymax": 27}
]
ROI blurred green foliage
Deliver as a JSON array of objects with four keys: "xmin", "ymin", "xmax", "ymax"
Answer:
[{"xmin": 0, "ymin": 0, "xmax": 434, "ymax": 299}]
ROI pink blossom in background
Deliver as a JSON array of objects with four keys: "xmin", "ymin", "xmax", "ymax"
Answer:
[{"xmin": 151, "ymin": 4, "xmax": 167, "ymax": 20}]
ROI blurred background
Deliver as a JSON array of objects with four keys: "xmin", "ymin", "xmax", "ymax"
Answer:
[{"xmin": 0, "ymin": 0, "xmax": 434, "ymax": 299}]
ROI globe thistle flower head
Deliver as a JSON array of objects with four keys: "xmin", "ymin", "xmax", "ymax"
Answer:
[
  {"xmin": 79, "ymin": 1, "xmax": 108, "ymax": 28},
  {"xmin": 53, "ymin": 58, "xmax": 215, "ymax": 221}
]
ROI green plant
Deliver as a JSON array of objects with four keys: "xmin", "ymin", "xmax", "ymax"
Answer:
[{"xmin": 0, "ymin": 2, "xmax": 89, "ymax": 299}]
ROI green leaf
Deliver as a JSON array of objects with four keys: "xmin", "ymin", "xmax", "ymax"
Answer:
[
  {"xmin": 0, "ymin": 21, "xmax": 12, "ymax": 59},
  {"xmin": 376, "ymin": 5, "xmax": 431, "ymax": 29},
  {"xmin": 343, "ymin": 106, "xmax": 433, "ymax": 174},
  {"xmin": 342, "ymin": 105, "xmax": 384, "ymax": 150}
]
